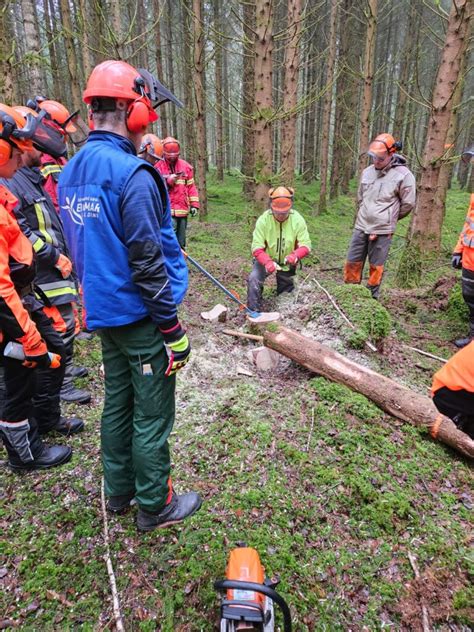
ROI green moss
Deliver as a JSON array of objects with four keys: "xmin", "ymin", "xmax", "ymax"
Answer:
[
  {"xmin": 324, "ymin": 283, "xmax": 392, "ymax": 346},
  {"xmin": 310, "ymin": 377, "xmax": 381, "ymax": 420}
]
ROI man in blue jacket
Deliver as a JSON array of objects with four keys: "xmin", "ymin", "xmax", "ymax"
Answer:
[{"xmin": 58, "ymin": 60, "xmax": 202, "ymax": 532}]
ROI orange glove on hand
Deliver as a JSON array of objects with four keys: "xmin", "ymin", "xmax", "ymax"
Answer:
[
  {"xmin": 55, "ymin": 253, "xmax": 73, "ymax": 279},
  {"xmin": 23, "ymin": 338, "xmax": 60, "ymax": 369}
]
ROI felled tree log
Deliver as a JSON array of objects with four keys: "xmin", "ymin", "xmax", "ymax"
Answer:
[{"xmin": 264, "ymin": 326, "xmax": 474, "ymax": 459}]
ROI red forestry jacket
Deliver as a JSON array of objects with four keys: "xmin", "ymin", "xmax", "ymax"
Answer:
[
  {"xmin": 155, "ymin": 158, "xmax": 200, "ymax": 218},
  {"xmin": 40, "ymin": 154, "xmax": 67, "ymax": 213}
]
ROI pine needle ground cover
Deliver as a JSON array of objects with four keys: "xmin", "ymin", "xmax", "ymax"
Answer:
[{"xmin": 1, "ymin": 175, "xmax": 472, "ymax": 630}]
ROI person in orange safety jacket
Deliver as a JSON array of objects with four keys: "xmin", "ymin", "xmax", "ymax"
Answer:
[
  {"xmin": 452, "ymin": 145, "xmax": 474, "ymax": 348},
  {"xmin": 0, "ymin": 103, "xmax": 72, "ymax": 470},
  {"xmin": 431, "ymin": 341, "xmax": 474, "ymax": 439},
  {"xmin": 155, "ymin": 136, "xmax": 199, "ymax": 248}
]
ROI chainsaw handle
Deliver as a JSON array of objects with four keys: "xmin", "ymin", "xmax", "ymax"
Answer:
[{"xmin": 214, "ymin": 580, "xmax": 292, "ymax": 632}]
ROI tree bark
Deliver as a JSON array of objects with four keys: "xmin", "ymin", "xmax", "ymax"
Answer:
[
  {"xmin": 253, "ymin": 0, "xmax": 274, "ymax": 208},
  {"xmin": 153, "ymin": 0, "xmax": 168, "ymax": 138},
  {"xmin": 213, "ymin": 0, "xmax": 224, "ymax": 181},
  {"xmin": 241, "ymin": 0, "xmax": 256, "ymax": 200},
  {"xmin": 264, "ymin": 326, "xmax": 474, "ymax": 459},
  {"xmin": 0, "ymin": 4, "xmax": 16, "ymax": 102},
  {"xmin": 317, "ymin": 0, "xmax": 338, "ymax": 213},
  {"xmin": 280, "ymin": 0, "xmax": 302, "ymax": 185},
  {"xmin": 407, "ymin": 0, "xmax": 472, "ymax": 253},
  {"xmin": 357, "ymin": 0, "xmax": 378, "ymax": 178},
  {"xmin": 20, "ymin": 0, "xmax": 44, "ymax": 95},
  {"xmin": 59, "ymin": 0, "xmax": 82, "ymax": 113},
  {"xmin": 192, "ymin": 0, "xmax": 208, "ymax": 217}
]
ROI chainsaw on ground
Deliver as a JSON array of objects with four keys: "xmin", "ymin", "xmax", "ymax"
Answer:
[{"xmin": 214, "ymin": 546, "xmax": 292, "ymax": 631}]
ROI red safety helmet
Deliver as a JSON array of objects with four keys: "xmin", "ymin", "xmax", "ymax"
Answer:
[
  {"xmin": 368, "ymin": 133, "xmax": 399, "ymax": 158},
  {"xmin": 13, "ymin": 105, "xmax": 67, "ymax": 159},
  {"xmin": 38, "ymin": 99, "xmax": 78, "ymax": 134},
  {"xmin": 162, "ymin": 136, "xmax": 180, "ymax": 160},
  {"xmin": 83, "ymin": 60, "xmax": 158, "ymax": 131},
  {"xmin": 269, "ymin": 186, "xmax": 294, "ymax": 213},
  {"xmin": 0, "ymin": 103, "xmax": 37, "ymax": 166},
  {"xmin": 139, "ymin": 133, "xmax": 163, "ymax": 159}
]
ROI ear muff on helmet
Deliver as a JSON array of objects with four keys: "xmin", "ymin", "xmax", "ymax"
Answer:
[
  {"xmin": 393, "ymin": 140, "xmax": 403, "ymax": 152},
  {"xmin": 0, "ymin": 108, "xmax": 37, "ymax": 166},
  {"xmin": 0, "ymin": 140, "xmax": 12, "ymax": 167},
  {"xmin": 126, "ymin": 98, "xmax": 151, "ymax": 133}
]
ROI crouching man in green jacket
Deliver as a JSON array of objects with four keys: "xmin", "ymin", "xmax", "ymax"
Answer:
[{"xmin": 247, "ymin": 186, "xmax": 311, "ymax": 311}]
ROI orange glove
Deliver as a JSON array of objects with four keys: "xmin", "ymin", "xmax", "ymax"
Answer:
[
  {"xmin": 22, "ymin": 338, "xmax": 60, "ymax": 369},
  {"xmin": 55, "ymin": 253, "xmax": 73, "ymax": 279}
]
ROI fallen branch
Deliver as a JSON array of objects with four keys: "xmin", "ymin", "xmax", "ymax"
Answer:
[
  {"xmin": 222, "ymin": 329, "xmax": 263, "ymax": 342},
  {"xmin": 404, "ymin": 345, "xmax": 447, "ymax": 364},
  {"xmin": 407, "ymin": 552, "xmax": 431, "ymax": 632},
  {"xmin": 101, "ymin": 478, "xmax": 125, "ymax": 632},
  {"xmin": 313, "ymin": 278, "xmax": 377, "ymax": 352},
  {"xmin": 263, "ymin": 326, "xmax": 474, "ymax": 458}
]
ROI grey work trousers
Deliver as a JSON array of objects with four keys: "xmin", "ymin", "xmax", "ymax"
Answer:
[{"xmin": 344, "ymin": 229, "xmax": 393, "ymax": 298}]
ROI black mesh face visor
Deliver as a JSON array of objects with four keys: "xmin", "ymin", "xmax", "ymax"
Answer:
[
  {"xmin": 138, "ymin": 68, "xmax": 184, "ymax": 109},
  {"xmin": 31, "ymin": 115, "xmax": 67, "ymax": 158}
]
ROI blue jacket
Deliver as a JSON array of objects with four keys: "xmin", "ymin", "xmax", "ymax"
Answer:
[{"xmin": 58, "ymin": 131, "xmax": 188, "ymax": 329}]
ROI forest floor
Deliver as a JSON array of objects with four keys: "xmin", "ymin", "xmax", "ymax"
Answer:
[{"xmin": 1, "ymin": 174, "xmax": 473, "ymax": 631}]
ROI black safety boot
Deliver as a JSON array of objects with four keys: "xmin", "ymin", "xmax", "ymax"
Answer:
[
  {"xmin": 68, "ymin": 366, "xmax": 89, "ymax": 378},
  {"xmin": 76, "ymin": 331, "xmax": 94, "ymax": 341},
  {"xmin": 137, "ymin": 492, "xmax": 202, "ymax": 532},
  {"xmin": 9, "ymin": 444, "xmax": 72, "ymax": 471},
  {"xmin": 454, "ymin": 323, "xmax": 474, "ymax": 348},
  {"xmin": 39, "ymin": 416, "xmax": 85, "ymax": 436},
  {"xmin": 107, "ymin": 491, "xmax": 136, "ymax": 514},
  {"xmin": 60, "ymin": 382, "xmax": 91, "ymax": 405}
]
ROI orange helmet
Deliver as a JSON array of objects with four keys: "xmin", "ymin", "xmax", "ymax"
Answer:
[
  {"xmin": 0, "ymin": 103, "xmax": 37, "ymax": 154},
  {"xmin": 37, "ymin": 99, "xmax": 77, "ymax": 134},
  {"xmin": 139, "ymin": 133, "xmax": 163, "ymax": 159},
  {"xmin": 162, "ymin": 136, "xmax": 180, "ymax": 159},
  {"xmin": 13, "ymin": 105, "xmax": 67, "ymax": 158},
  {"xmin": 83, "ymin": 60, "xmax": 158, "ymax": 124},
  {"xmin": 368, "ymin": 133, "xmax": 398, "ymax": 157},
  {"xmin": 269, "ymin": 186, "xmax": 294, "ymax": 213}
]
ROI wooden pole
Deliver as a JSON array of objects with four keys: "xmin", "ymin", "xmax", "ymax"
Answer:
[{"xmin": 263, "ymin": 326, "xmax": 474, "ymax": 459}]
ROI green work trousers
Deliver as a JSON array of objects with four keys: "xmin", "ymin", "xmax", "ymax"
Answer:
[{"xmin": 99, "ymin": 318, "xmax": 176, "ymax": 513}]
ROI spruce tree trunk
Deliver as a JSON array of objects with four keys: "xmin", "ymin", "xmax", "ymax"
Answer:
[
  {"xmin": 407, "ymin": 0, "xmax": 472, "ymax": 254},
  {"xmin": 253, "ymin": 0, "xmax": 274, "ymax": 209},
  {"xmin": 20, "ymin": 0, "xmax": 44, "ymax": 95},
  {"xmin": 59, "ymin": 0, "xmax": 82, "ymax": 112},
  {"xmin": 357, "ymin": 0, "xmax": 378, "ymax": 178},
  {"xmin": 213, "ymin": 0, "xmax": 224, "ymax": 181},
  {"xmin": 280, "ymin": 0, "xmax": 302, "ymax": 185},
  {"xmin": 241, "ymin": 1, "xmax": 256, "ymax": 200},
  {"xmin": 192, "ymin": 0, "xmax": 208, "ymax": 217},
  {"xmin": 317, "ymin": 0, "xmax": 338, "ymax": 213},
  {"xmin": 153, "ymin": 0, "xmax": 168, "ymax": 138},
  {"xmin": 264, "ymin": 326, "xmax": 474, "ymax": 459},
  {"xmin": 1, "ymin": 5, "xmax": 16, "ymax": 102}
]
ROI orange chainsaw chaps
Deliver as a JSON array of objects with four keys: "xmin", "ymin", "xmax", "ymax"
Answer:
[
  {"xmin": 344, "ymin": 260, "xmax": 363, "ymax": 284},
  {"xmin": 368, "ymin": 264, "xmax": 384, "ymax": 286},
  {"xmin": 226, "ymin": 547, "xmax": 265, "ymax": 608}
]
